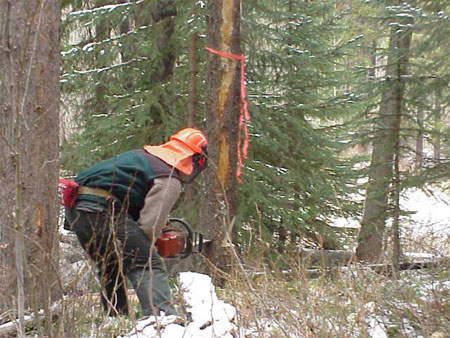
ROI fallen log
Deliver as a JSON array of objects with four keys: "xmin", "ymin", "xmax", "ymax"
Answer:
[
  {"xmin": 361, "ymin": 257, "xmax": 450, "ymax": 276},
  {"xmin": 0, "ymin": 303, "xmax": 61, "ymax": 337},
  {"xmin": 299, "ymin": 249, "xmax": 450, "ymax": 269},
  {"xmin": 299, "ymin": 248, "xmax": 354, "ymax": 267},
  {"xmin": 248, "ymin": 254, "xmax": 450, "ymax": 279}
]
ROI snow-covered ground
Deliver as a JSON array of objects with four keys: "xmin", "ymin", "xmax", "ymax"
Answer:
[
  {"xmin": 118, "ymin": 272, "xmax": 238, "ymax": 338},
  {"xmin": 332, "ymin": 187, "xmax": 450, "ymax": 239},
  {"xmin": 401, "ymin": 187, "xmax": 450, "ymax": 238},
  {"xmin": 114, "ymin": 188, "xmax": 450, "ymax": 338}
]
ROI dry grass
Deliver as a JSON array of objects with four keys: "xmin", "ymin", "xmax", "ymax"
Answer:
[
  {"xmin": 220, "ymin": 249, "xmax": 450, "ymax": 338},
  {"xmin": 3, "ymin": 228, "xmax": 449, "ymax": 337}
]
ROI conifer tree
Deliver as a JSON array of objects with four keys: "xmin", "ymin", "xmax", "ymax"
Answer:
[
  {"xmin": 238, "ymin": 0, "xmax": 361, "ymax": 253},
  {"xmin": 355, "ymin": 0, "xmax": 450, "ymax": 262},
  {"xmin": 61, "ymin": 1, "xmax": 197, "ymax": 170},
  {"xmin": 357, "ymin": 0, "xmax": 414, "ymax": 263}
]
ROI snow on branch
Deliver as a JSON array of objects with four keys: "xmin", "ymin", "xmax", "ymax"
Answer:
[
  {"xmin": 69, "ymin": 1, "xmax": 144, "ymax": 18},
  {"xmin": 61, "ymin": 57, "xmax": 147, "ymax": 81}
]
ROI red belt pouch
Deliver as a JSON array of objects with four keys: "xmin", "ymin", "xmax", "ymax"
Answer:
[{"xmin": 58, "ymin": 178, "xmax": 79, "ymax": 207}]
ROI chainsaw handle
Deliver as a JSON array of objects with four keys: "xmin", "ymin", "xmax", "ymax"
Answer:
[{"xmin": 167, "ymin": 218, "xmax": 193, "ymax": 258}]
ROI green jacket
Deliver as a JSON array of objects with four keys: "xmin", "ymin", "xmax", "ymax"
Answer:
[{"xmin": 75, "ymin": 149, "xmax": 181, "ymax": 221}]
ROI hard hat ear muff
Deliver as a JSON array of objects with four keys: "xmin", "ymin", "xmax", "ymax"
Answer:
[
  {"xmin": 193, "ymin": 145, "xmax": 208, "ymax": 171},
  {"xmin": 182, "ymin": 145, "xmax": 207, "ymax": 184}
]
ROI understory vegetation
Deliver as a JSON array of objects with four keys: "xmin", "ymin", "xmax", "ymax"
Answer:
[{"xmin": 50, "ymin": 222, "xmax": 449, "ymax": 337}]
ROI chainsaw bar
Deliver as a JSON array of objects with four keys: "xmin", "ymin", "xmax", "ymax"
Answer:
[{"xmin": 167, "ymin": 218, "xmax": 212, "ymax": 258}]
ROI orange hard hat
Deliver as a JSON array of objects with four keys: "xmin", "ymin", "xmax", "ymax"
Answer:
[
  {"xmin": 170, "ymin": 128, "xmax": 208, "ymax": 154},
  {"xmin": 143, "ymin": 128, "xmax": 207, "ymax": 175}
]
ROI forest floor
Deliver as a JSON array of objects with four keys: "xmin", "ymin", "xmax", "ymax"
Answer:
[
  {"xmin": 5, "ymin": 185, "xmax": 448, "ymax": 337},
  {"xmin": 82, "ymin": 185, "xmax": 450, "ymax": 337}
]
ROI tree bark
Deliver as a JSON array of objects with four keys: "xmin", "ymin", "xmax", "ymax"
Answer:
[
  {"xmin": 415, "ymin": 108, "xmax": 424, "ymax": 171},
  {"xmin": 200, "ymin": 0, "xmax": 241, "ymax": 275},
  {"xmin": 92, "ymin": 0, "xmax": 112, "ymax": 115},
  {"xmin": 392, "ymin": 133, "xmax": 401, "ymax": 275},
  {"xmin": 184, "ymin": 33, "xmax": 200, "ymax": 219},
  {"xmin": 356, "ymin": 4, "xmax": 413, "ymax": 263},
  {"xmin": 145, "ymin": 0, "xmax": 176, "ymax": 128},
  {"xmin": 150, "ymin": 0, "xmax": 176, "ymax": 83},
  {"xmin": 433, "ymin": 92, "xmax": 442, "ymax": 164},
  {"xmin": 0, "ymin": 0, "xmax": 61, "ymax": 334}
]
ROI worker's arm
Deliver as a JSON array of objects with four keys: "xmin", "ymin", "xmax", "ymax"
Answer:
[{"xmin": 138, "ymin": 177, "xmax": 182, "ymax": 241}]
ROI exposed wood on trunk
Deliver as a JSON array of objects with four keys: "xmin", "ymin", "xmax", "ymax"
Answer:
[{"xmin": 200, "ymin": 0, "xmax": 241, "ymax": 275}]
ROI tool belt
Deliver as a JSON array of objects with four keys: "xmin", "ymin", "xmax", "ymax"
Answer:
[
  {"xmin": 78, "ymin": 186, "xmax": 121, "ymax": 211},
  {"xmin": 78, "ymin": 186, "xmax": 113, "ymax": 199},
  {"xmin": 59, "ymin": 177, "xmax": 119, "ymax": 208}
]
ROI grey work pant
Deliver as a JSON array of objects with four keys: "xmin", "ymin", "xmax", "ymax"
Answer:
[{"xmin": 66, "ymin": 207, "xmax": 177, "ymax": 317}]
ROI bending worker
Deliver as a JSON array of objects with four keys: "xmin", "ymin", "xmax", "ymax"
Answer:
[{"xmin": 65, "ymin": 128, "xmax": 208, "ymax": 317}]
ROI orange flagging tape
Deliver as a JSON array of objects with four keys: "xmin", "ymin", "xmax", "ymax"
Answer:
[{"xmin": 205, "ymin": 46, "xmax": 251, "ymax": 183}]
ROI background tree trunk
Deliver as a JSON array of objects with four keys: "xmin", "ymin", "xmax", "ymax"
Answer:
[
  {"xmin": 356, "ymin": 5, "xmax": 413, "ymax": 263},
  {"xmin": 200, "ymin": 0, "xmax": 242, "ymax": 276},
  {"xmin": 0, "ymin": 0, "xmax": 61, "ymax": 333},
  {"xmin": 184, "ymin": 32, "xmax": 200, "ymax": 220},
  {"xmin": 433, "ymin": 92, "xmax": 442, "ymax": 164},
  {"xmin": 148, "ymin": 0, "xmax": 176, "ymax": 127},
  {"xmin": 92, "ymin": 0, "xmax": 112, "ymax": 115},
  {"xmin": 150, "ymin": 0, "xmax": 176, "ymax": 83},
  {"xmin": 415, "ymin": 108, "xmax": 424, "ymax": 171}
]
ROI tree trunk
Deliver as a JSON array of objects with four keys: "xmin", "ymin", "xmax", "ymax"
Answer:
[
  {"xmin": 150, "ymin": 0, "xmax": 176, "ymax": 83},
  {"xmin": 184, "ymin": 33, "xmax": 200, "ymax": 220},
  {"xmin": 93, "ymin": 0, "xmax": 112, "ymax": 115},
  {"xmin": 200, "ymin": 0, "xmax": 241, "ymax": 275},
  {"xmin": 0, "ymin": 0, "xmax": 61, "ymax": 334},
  {"xmin": 145, "ymin": 0, "xmax": 176, "ymax": 128},
  {"xmin": 356, "ymin": 5, "xmax": 413, "ymax": 263},
  {"xmin": 433, "ymin": 92, "xmax": 442, "ymax": 164},
  {"xmin": 415, "ymin": 108, "xmax": 424, "ymax": 171},
  {"xmin": 118, "ymin": 0, "xmax": 134, "ymax": 91},
  {"xmin": 392, "ymin": 134, "xmax": 401, "ymax": 275}
]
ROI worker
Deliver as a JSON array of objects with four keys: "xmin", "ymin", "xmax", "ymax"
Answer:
[{"xmin": 64, "ymin": 128, "xmax": 208, "ymax": 317}]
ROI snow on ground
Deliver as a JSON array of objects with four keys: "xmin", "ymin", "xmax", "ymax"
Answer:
[
  {"xmin": 116, "ymin": 186, "xmax": 450, "ymax": 338},
  {"xmin": 331, "ymin": 187, "xmax": 450, "ymax": 239},
  {"xmin": 400, "ymin": 187, "xmax": 450, "ymax": 237},
  {"xmin": 119, "ymin": 272, "xmax": 237, "ymax": 338}
]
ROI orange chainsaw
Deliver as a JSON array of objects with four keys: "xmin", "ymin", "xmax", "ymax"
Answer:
[{"xmin": 155, "ymin": 218, "xmax": 211, "ymax": 259}]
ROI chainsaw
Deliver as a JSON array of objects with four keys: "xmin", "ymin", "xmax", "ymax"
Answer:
[{"xmin": 155, "ymin": 218, "xmax": 212, "ymax": 259}]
